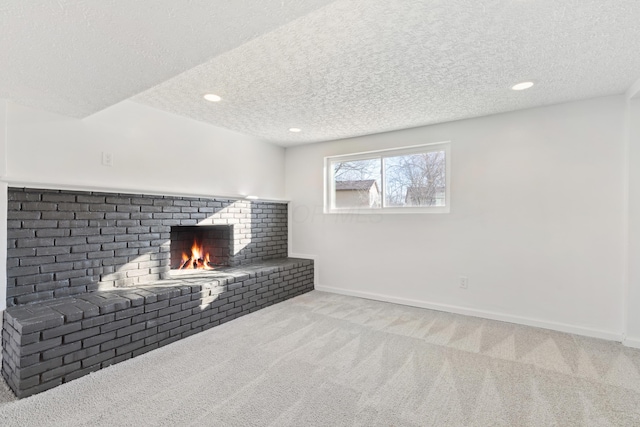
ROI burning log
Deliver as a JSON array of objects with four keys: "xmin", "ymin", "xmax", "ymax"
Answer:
[{"xmin": 179, "ymin": 238, "xmax": 215, "ymax": 270}]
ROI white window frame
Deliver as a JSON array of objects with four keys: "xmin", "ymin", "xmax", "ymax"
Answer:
[{"xmin": 324, "ymin": 141, "xmax": 451, "ymax": 214}]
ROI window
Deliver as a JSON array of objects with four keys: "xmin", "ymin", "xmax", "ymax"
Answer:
[{"xmin": 325, "ymin": 142, "xmax": 450, "ymax": 213}]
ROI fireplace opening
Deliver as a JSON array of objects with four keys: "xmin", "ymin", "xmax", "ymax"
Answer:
[{"xmin": 170, "ymin": 226, "xmax": 231, "ymax": 270}]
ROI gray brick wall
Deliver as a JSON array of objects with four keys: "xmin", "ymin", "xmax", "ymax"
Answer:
[
  {"xmin": 7, "ymin": 188, "xmax": 289, "ymax": 306},
  {"xmin": 2, "ymin": 258, "xmax": 314, "ymax": 398}
]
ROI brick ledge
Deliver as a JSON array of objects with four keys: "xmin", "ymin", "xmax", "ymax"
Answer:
[{"xmin": 2, "ymin": 258, "xmax": 314, "ymax": 398}]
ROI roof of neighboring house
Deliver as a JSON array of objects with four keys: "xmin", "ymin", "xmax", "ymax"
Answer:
[{"xmin": 335, "ymin": 180, "xmax": 378, "ymax": 191}]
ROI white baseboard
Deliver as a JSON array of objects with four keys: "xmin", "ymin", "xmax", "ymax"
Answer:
[
  {"xmin": 315, "ymin": 285, "xmax": 623, "ymax": 343},
  {"xmin": 288, "ymin": 253, "xmax": 316, "ymax": 260},
  {"xmin": 623, "ymin": 336, "xmax": 640, "ymax": 349}
]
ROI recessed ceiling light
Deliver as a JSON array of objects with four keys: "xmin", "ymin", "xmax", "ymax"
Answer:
[
  {"xmin": 289, "ymin": 128, "xmax": 301, "ymax": 132},
  {"xmin": 203, "ymin": 93, "xmax": 222, "ymax": 102},
  {"xmin": 511, "ymin": 82, "xmax": 534, "ymax": 91},
  {"xmin": 245, "ymin": 195, "xmax": 259, "ymax": 200}
]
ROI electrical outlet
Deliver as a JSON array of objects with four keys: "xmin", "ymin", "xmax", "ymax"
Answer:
[
  {"xmin": 459, "ymin": 276, "xmax": 468, "ymax": 289},
  {"xmin": 102, "ymin": 152, "xmax": 113, "ymax": 167}
]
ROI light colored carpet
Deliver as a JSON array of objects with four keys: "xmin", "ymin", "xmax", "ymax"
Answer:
[{"xmin": 1, "ymin": 291, "xmax": 640, "ymax": 426}]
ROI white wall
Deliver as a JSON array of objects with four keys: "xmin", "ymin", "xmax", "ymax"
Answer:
[
  {"xmin": 0, "ymin": 100, "xmax": 286, "ymax": 310},
  {"xmin": 5, "ymin": 100, "xmax": 285, "ymax": 199},
  {"xmin": 625, "ymin": 88, "xmax": 640, "ymax": 345},
  {"xmin": 286, "ymin": 95, "xmax": 626, "ymax": 339}
]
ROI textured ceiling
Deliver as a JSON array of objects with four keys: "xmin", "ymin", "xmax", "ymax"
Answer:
[
  {"xmin": 3, "ymin": 1, "xmax": 640, "ymax": 146},
  {"xmin": 0, "ymin": 0, "xmax": 334, "ymax": 117},
  {"xmin": 134, "ymin": 0, "xmax": 640, "ymax": 145}
]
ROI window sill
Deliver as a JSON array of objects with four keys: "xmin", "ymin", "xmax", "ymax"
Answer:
[{"xmin": 324, "ymin": 206, "xmax": 450, "ymax": 214}]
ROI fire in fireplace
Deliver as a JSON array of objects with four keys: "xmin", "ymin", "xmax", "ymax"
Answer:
[
  {"xmin": 170, "ymin": 225, "xmax": 231, "ymax": 270},
  {"xmin": 178, "ymin": 238, "xmax": 215, "ymax": 270}
]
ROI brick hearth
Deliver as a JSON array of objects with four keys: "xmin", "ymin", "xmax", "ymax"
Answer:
[{"xmin": 3, "ymin": 258, "xmax": 313, "ymax": 398}]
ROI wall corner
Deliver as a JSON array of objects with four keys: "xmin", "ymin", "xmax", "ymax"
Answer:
[{"xmin": 0, "ymin": 100, "xmax": 7, "ymax": 310}]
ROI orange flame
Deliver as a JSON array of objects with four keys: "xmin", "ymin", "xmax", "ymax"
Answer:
[{"xmin": 179, "ymin": 238, "xmax": 214, "ymax": 270}]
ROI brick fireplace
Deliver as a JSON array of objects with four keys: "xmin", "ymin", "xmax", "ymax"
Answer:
[
  {"xmin": 6, "ymin": 188, "xmax": 288, "ymax": 307},
  {"xmin": 2, "ymin": 187, "xmax": 313, "ymax": 397}
]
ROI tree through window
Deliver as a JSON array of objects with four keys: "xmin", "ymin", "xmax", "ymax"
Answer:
[{"xmin": 384, "ymin": 151, "xmax": 446, "ymax": 207}]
